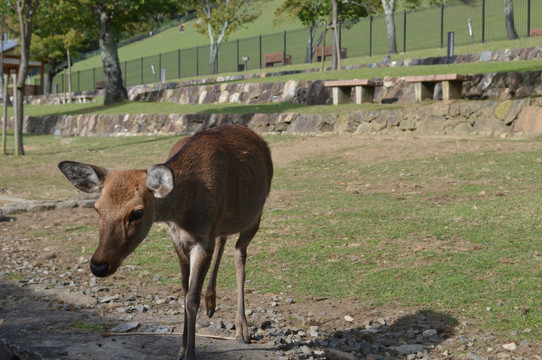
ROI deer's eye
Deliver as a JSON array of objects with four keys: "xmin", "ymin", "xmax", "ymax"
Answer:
[{"xmin": 128, "ymin": 209, "xmax": 144, "ymax": 223}]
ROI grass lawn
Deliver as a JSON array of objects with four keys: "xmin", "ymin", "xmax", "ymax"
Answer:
[{"xmin": 2, "ymin": 133, "xmax": 542, "ymax": 341}]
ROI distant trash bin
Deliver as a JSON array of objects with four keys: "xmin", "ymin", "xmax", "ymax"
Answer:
[{"xmin": 238, "ymin": 64, "xmax": 245, "ymax": 72}]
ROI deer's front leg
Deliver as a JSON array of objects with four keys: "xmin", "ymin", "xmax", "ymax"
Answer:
[
  {"xmin": 181, "ymin": 236, "xmax": 214, "ymax": 360},
  {"xmin": 171, "ymin": 227, "xmax": 191, "ymax": 360}
]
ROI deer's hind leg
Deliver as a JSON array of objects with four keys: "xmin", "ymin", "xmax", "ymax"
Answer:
[
  {"xmin": 204, "ymin": 236, "xmax": 227, "ymax": 318},
  {"xmin": 234, "ymin": 217, "xmax": 261, "ymax": 344}
]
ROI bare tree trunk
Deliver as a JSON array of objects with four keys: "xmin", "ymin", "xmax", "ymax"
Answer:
[
  {"xmin": 504, "ymin": 0, "xmax": 519, "ymax": 40},
  {"xmin": 320, "ymin": 22, "xmax": 326, "ymax": 72},
  {"xmin": 67, "ymin": 45, "xmax": 72, "ymax": 102},
  {"xmin": 331, "ymin": 0, "xmax": 339, "ymax": 70},
  {"xmin": 98, "ymin": 8, "xmax": 127, "ymax": 105},
  {"xmin": 382, "ymin": 0, "xmax": 397, "ymax": 54},
  {"xmin": 13, "ymin": 73, "xmax": 23, "ymax": 156},
  {"xmin": 209, "ymin": 41, "xmax": 218, "ymax": 74},
  {"xmin": 2, "ymin": 74, "xmax": 7, "ymax": 155}
]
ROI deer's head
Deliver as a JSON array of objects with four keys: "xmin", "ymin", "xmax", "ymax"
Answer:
[{"xmin": 58, "ymin": 161, "xmax": 174, "ymax": 277}]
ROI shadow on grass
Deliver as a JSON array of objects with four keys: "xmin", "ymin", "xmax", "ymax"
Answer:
[{"xmin": 322, "ymin": 309, "xmax": 457, "ymax": 358}]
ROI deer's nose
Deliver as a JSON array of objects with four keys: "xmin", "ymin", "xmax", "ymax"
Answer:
[{"xmin": 90, "ymin": 261, "xmax": 109, "ymax": 277}]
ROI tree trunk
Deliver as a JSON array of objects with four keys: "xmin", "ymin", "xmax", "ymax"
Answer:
[
  {"xmin": 67, "ymin": 46, "xmax": 72, "ymax": 101},
  {"xmin": 504, "ymin": 0, "xmax": 519, "ymax": 40},
  {"xmin": 13, "ymin": 74, "xmax": 24, "ymax": 156},
  {"xmin": 209, "ymin": 41, "xmax": 218, "ymax": 74},
  {"xmin": 305, "ymin": 23, "xmax": 323, "ymax": 64},
  {"xmin": 331, "ymin": 0, "xmax": 339, "ymax": 70},
  {"xmin": 43, "ymin": 61, "xmax": 66, "ymax": 95},
  {"xmin": 98, "ymin": 9, "xmax": 128, "ymax": 105},
  {"xmin": 382, "ymin": 0, "xmax": 397, "ymax": 55}
]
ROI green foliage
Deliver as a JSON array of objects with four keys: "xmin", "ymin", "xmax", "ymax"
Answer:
[{"xmin": 192, "ymin": 0, "xmax": 270, "ymax": 42}]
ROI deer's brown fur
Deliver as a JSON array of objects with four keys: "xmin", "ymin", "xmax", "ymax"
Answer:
[{"xmin": 58, "ymin": 124, "xmax": 273, "ymax": 360}]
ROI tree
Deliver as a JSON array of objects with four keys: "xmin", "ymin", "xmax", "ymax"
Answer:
[
  {"xmin": 81, "ymin": 0, "xmax": 182, "ymax": 105},
  {"xmin": 192, "ymin": 0, "xmax": 271, "ymax": 75},
  {"xmin": 274, "ymin": 0, "xmax": 377, "ymax": 64},
  {"xmin": 504, "ymin": 0, "xmax": 518, "ymax": 40},
  {"xmin": 381, "ymin": 0, "xmax": 397, "ymax": 54},
  {"xmin": 32, "ymin": 0, "xmax": 90, "ymax": 95},
  {"xmin": 7, "ymin": 0, "xmax": 40, "ymax": 156},
  {"xmin": 381, "ymin": 0, "xmax": 475, "ymax": 56}
]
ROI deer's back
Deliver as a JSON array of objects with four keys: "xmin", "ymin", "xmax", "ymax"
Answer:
[{"xmin": 166, "ymin": 125, "xmax": 273, "ymax": 235}]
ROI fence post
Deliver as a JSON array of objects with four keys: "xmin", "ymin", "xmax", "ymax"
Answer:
[
  {"xmin": 283, "ymin": 31, "xmax": 286, "ymax": 64},
  {"xmin": 369, "ymin": 16, "xmax": 373, "ymax": 57},
  {"xmin": 440, "ymin": 4, "xmax": 444, "ymax": 48},
  {"xmin": 237, "ymin": 38, "xmax": 240, "ymax": 71},
  {"xmin": 527, "ymin": 0, "xmax": 531, "ymax": 37},
  {"xmin": 481, "ymin": 0, "xmax": 485, "ymax": 43},
  {"xmin": 124, "ymin": 61, "xmax": 127, "ymax": 86},
  {"xmin": 77, "ymin": 71, "xmax": 80, "ymax": 92},
  {"xmin": 403, "ymin": 10, "xmax": 407, "ymax": 53},
  {"xmin": 196, "ymin": 46, "xmax": 199, "ymax": 76},
  {"xmin": 159, "ymin": 53, "xmax": 162, "ymax": 76},
  {"xmin": 92, "ymin": 68, "xmax": 95, "ymax": 90},
  {"xmin": 259, "ymin": 35, "xmax": 262, "ymax": 69},
  {"xmin": 140, "ymin": 57, "xmax": 143, "ymax": 84},
  {"xmin": 339, "ymin": 22, "xmax": 342, "ymax": 49},
  {"xmin": 178, "ymin": 49, "xmax": 181, "ymax": 79}
]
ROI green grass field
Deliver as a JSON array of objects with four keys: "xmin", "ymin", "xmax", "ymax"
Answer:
[{"xmin": 2, "ymin": 132, "xmax": 542, "ymax": 340}]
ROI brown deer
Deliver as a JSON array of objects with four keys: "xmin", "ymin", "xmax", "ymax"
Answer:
[{"xmin": 58, "ymin": 124, "xmax": 273, "ymax": 360}]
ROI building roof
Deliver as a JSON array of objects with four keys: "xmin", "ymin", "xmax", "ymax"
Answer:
[{"xmin": 1, "ymin": 38, "xmax": 18, "ymax": 53}]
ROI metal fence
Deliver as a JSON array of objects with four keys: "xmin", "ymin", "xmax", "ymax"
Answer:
[{"xmin": 50, "ymin": 0, "xmax": 542, "ymax": 93}]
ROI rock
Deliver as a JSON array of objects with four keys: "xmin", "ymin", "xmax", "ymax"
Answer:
[
  {"xmin": 423, "ymin": 329, "xmax": 438, "ymax": 337},
  {"xmin": 309, "ymin": 325, "xmax": 319, "ymax": 337},
  {"xmin": 467, "ymin": 352, "xmax": 487, "ymax": 360},
  {"xmin": 514, "ymin": 106, "xmax": 542, "ymax": 134},
  {"xmin": 392, "ymin": 344, "xmax": 426, "ymax": 355},
  {"xmin": 260, "ymin": 320, "xmax": 272, "ymax": 330},
  {"xmin": 110, "ymin": 322, "xmax": 140, "ymax": 333},
  {"xmin": 344, "ymin": 315, "xmax": 354, "ymax": 322},
  {"xmin": 502, "ymin": 342, "xmax": 517, "ymax": 351},
  {"xmin": 55, "ymin": 290, "xmax": 96, "ymax": 306},
  {"xmin": 324, "ymin": 348, "xmax": 356, "ymax": 360}
]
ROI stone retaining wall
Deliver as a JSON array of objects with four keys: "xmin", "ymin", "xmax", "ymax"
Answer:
[
  {"xmin": 23, "ymin": 46, "xmax": 542, "ymax": 106},
  {"xmin": 11, "ymin": 98, "xmax": 542, "ymax": 138}
]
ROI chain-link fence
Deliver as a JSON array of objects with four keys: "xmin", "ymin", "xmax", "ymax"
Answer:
[{"xmin": 49, "ymin": 0, "xmax": 542, "ymax": 93}]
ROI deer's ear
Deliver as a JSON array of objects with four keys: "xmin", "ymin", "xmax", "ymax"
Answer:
[
  {"xmin": 146, "ymin": 164, "xmax": 174, "ymax": 198},
  {"xmin": 58, "ymin": 161, "xmax": 108, "ymax": 193}
]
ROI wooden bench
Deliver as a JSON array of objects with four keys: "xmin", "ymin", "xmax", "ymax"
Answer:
[
  {"xmin": 315, "ymin": 45, "xmax": 347, "ymax": 62},
  {"xmin": 263, "ymin": 52, "xmax": 292, "ymax": 67},
  {"xmin": 404, "ymin": 74, "xmax": 472, "ymax": 102},
  {"xmin": 530, "ymin": 28, "xmax": 542, "ymax": 37},
  {"xmin": 95, "ymin": 81, "xmax": 105, "ymax": 90},
  {"xmin": 324, "ymin": 79, "xmax": 383, "ymax": 105}
]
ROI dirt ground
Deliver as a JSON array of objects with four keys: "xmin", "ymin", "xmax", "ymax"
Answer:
[{"xmin": 2, "ymin": 134, "xmax": 542, "ymax": 359}]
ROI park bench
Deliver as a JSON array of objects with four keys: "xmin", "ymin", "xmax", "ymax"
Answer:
[
  {"xmin": 530, "ymin": 28, "xmax": 542, "ymax": 37},
  {"xmin": 95, "ymin": 81, "xmax": 105, "ymax": 90},
  {"xmin": 404, "ymin": 73, "xmax": 472, "ymax": 102},
  {"xmin": 324, "ymin": 79, "xmax": 383, "ymax": 105},
  {"xmin": 263, "ymin": 52, "xmax": 292, "ymax": 67},
  {"xmin": 61, "ymin": 94, "xmax": 96, "ymax": 104},
  {"xmin": 315, "ymin": 45, "xmax": 347, "ymax": 62}
]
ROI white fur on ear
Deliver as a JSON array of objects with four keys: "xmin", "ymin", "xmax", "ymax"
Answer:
[
  {"xmin": 58, "ymin": 161, "xmax": 107, "ymax": 193},
  {"xmin": 146, "ymin": 164, "xmax": 174, "ymax": 198}
]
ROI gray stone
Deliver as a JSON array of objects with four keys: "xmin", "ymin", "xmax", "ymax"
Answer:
[
  {"xmin": 391, "ymin": 344, "xmax": 426, "ymax": 354},
  {"xmin": 110, "ymin": 322, "xmax": 141, "ymax": 333},
  {"xmin": 479, "ymin": 51, "xmax": 492, "ymax": 62},
  {"xmin": 324, "ymin": 348, "xmax": 356, "ymax": 360}
]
